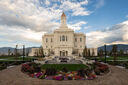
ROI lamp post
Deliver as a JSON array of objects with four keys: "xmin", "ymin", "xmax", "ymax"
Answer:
[
  {"xmin": 104, "ymin": 44, "xmax": 107, "ymax": 63},
  {"xmin": 15, "ymin": 44, "xmax": 18, "ymax": 60},
  {"xmin": 23, "ymin": 45, "xmax": 25, "ymax": 63}
]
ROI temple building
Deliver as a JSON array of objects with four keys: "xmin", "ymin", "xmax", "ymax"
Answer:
[{"xmin": 42, "ymin": 12, "xmax": 86, "ymax": 57}]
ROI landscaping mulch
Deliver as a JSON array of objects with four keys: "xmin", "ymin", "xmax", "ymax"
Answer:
[{"xmin": 0, "ymin": 65, "xmax": 128, "ymax": 85}]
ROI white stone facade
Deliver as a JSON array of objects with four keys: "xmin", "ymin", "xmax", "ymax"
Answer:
[
  {"xmin": 87, "ymin": 48, "xmax": 98, "ymax": 56},
  {"xmin": 42, "ymin": 12, "xmax": 86, "ymax": 57},
  {"xmin": 28, "ymin": 48, "xmax": 40, "ymax": 56}
]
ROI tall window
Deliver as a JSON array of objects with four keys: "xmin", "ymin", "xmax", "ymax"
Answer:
[
  {"xmin": 66, "ymin": 36, "xmax": 67, "ymax": 41},
  {"xmin": 80, "ymin": 38, "xmax": 82, "ymax": 42},
  {"xmin": 62, "ymin": 35, "xmax": 65, "ymax": 41},
  {"xmin": 51, "ymin": 38, "xmax": 53, "ymax": 42},
  {"xmin": 60, "ymin": 36, "xmax": 61, "ymax": 41},
  {"xmin": 46, "ymin": 38, "xmax": 48, "ymax": 42},
  {"xmin": 75, "ymin": 38, "xmax": 77, "ymax": 42}
]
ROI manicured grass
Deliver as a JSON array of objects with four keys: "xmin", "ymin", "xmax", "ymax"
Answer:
[
  {"xmin": 41, "ymin": 64, "xmax": 88, "ymax": 71},
  {"xmin": 98, "ymin": 56, "xmax": 128, "ymax": 61},
  {"xmin": 0, "ymin": 56, "xmax": 35, "ymax": 61}
]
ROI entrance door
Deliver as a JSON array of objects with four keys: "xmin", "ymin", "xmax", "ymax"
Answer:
[
  {"xmin": 60, "ymin": 51, "xmax": 68, "ymax": 56},
  {"xmin": 62, "ymin": 52, "xmax": 65, "ymax": 56}
]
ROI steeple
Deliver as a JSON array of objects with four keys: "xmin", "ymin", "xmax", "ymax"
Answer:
[{"xmin": 60, "ymin": 12, "xmax": 67, "ymax": 28}]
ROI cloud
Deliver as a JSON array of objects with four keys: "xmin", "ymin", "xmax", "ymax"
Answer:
[
  {"xmin": 126, "ymin": 15, "xmax": 128, "ymax": 18},
  {"xmin": 60, "ymin": 0, "xmax": 91, "ymax": 16},
  {"xmin": 0, "ymin": 0, "xmax": 62, "ymax": 32},
  {"xmin": 45, "ymin": 0, "xmax": 50, "ymax": 5},
  {"xmin": 95, "ymin": 0, "xmax": 104, "ymax": 9},
  {"xmin": 68, "ymin": 21, "xmax": 87, "ymax": 31},
  {"xmin": 0, "ymin": 0, "xmax": 91, "ymax": 47},
  {"xmin": 86, "ymin": 20, "xmax": 128, "ymax": 48},
  {"xmin": 0, "ymin": 25, "xmax": 46, "ymax": 43}
]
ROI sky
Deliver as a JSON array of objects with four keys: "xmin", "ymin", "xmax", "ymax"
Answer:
[{"xmin": 0, "ymin": 0, "xmax": 128, "ymax": 48}]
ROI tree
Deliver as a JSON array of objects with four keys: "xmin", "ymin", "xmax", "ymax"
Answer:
[
  {"xmin": 92, "ymin": 48, "xmax": 95, "ymax": 56},
  {"xmin": 26, "ymin": 49, "xmax": 29, "ymax": 56},
  {"xmin": 15, "ymin": 45, "xmax": 18, "ymax": 59},
  {"xmin": 39, "ymin": 47, "xmax": 45, "ymax": 57},
  {"xmin": 82, "ymin": 46, "xmax": 88, "ymax": 57},
  {"xmin": 88, "ymin": 49, "xmax": 91, "ymax": 57},
  {"xmin": 8, "ymin": 49, "xmax": 11, "ymax": 56},
  {"xmin": 119, "ymin": 49, "xmax": 124, "ymax": 56},
  {"xmin": 98, "ymin": 49, "xmax": 104, "ymax": 57},
  {"xmin": 112, "ymin": 45, "xmax": 118, "ymax": 63}
]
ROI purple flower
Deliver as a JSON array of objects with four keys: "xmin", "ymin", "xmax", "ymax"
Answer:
[{"xmin": 45, "ymin": 76, "xmax": 53, "ymax": 80}]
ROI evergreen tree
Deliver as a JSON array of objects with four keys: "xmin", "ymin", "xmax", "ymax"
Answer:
[
  {"xmin": 112, "ymin": 45, "xmax": 118, "ymax": 63},
  {"xmin": 82, "ymin": 46, "xmax": 88, "ymax": 57},
  {"xmin": 8, "ymin": 49, "xmax": 11, "ymax": 56}
]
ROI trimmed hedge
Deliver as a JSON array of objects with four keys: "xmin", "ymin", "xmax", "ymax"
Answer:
[{"xmin": 41, "ymin": 64, "xmax": 88, "ymax": 71}]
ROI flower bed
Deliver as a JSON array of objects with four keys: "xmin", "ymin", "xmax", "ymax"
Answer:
[
  {"xmin": 21, "ymin": 62, "xmax": 109, "ymax": 81},
  {"xmin": 93, "ymin": 62, "xmax": 109, "ymax": 75}
]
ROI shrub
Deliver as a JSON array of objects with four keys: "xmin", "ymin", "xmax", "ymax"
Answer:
[
  {"xmin": 0, "ymin": 63, "xmax": 7, "ymax": 70},
  {"xmin": 62, "ymin": 67, "xmax": 68, "ymax": 73},
  {"xmin": 94, "ymin": 62, "xmax": 109, "ymax": 73},
  {"xmin": 21, "ymin": 63, "xmax": 41, "ymax": 74},
  {"xmin": 94, "ymin": 68, "xmax": 100, "ymax": 75},
  {"xmin": 45, "ymin": 68, "xmax": 57, "ymax": 76},
  {"xmin": 77, "ymin": 69, "xmax": 86, "ymax": 77}
]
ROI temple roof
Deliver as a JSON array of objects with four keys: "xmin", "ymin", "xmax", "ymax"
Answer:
[{"xmin": 61, "ymin": 12, "xmax": 66, "ymax": 17}]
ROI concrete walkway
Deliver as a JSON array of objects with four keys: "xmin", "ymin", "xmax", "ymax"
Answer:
[{"xmin": 0, "ymin": 65, "xmax": 128, "ymax": 85}]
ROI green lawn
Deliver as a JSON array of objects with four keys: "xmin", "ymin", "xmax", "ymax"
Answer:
[
  {"xmin": 98, "ymin": 56, "xmax": 128, "ymax": 61},
  {"xmin": 41, "ymin": 64, "xmax": 88, "ymax": 71},
  {"xmin": 0, "ymin": 56, "xmax": 35, "ymax": 61}
]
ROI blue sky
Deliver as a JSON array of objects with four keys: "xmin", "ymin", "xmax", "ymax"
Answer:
[{"xmin": 0, "ymin": 0, "xmax": 128, "ymax": 48}]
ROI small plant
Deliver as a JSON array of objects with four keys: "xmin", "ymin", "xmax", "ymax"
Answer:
[
  {"xmin": 77, "ymin": 69, "xmax": 86, "ymax": 77},
  {"xmin": 21, "ymin": 63, "xmax": 41, "ymax": 74},
  {"xmin": 0, "ymin": 63, "xmax": 7, "ymax": 70},
  {"xmin": 45, "ymin": 68, "xmax": 57, "ymax": 76},
  {"xmin": 62, "ymin": 67, "xmax": 68, "ymax": 72},
  {"xmin": 94, "ymin": 68, "xmax": 100, "ymax": 75}
]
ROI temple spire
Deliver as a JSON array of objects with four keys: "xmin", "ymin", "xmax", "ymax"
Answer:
[{"xmin": 61, "ymin": 12, "xmax": 67, "ymax": 28}]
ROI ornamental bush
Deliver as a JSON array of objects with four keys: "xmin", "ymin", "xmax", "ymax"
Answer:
[
  {"xmin": 21, "ymin": 62, "xmax": 41, "ymax": 74},
  {"xmin": 94, "ymin": 62, "xmax": 109, "ymax": 73},
  {"xmin": 45, "ymin": 68, "xmax": 57, "ymax": 76},
  {"xmin": 0, "ymin": 63, "xmax": 7, "ymax": 70}
]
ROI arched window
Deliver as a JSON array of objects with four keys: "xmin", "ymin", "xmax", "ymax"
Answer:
[
  {"xmin": 62, "ymin": 35, "xmax": 65, "ymax": 41},
  {"xmin": 46, "ymin": 38, "xmax": 48, "ymax": 42},
  {"xmin": 80, "ymin": 38, "xmax": 82, "ymax": 42},
  {"xmin": 66, "ymin": 36, "xmax": 67, "ymax": 41},
  {"xmin": 66, "ymin": 51, "xmax": 68, "ymax": 56},
  {"xmin": 75, "ymin": 38, "xmax": 77, "ymax": 42},
  {"xmin": 60, "ymin": 36, "xmax": 61, "ymax": 41},
  {"xmin": 51, "ymin": 38, "xmax": 53, "ymax": 42}
]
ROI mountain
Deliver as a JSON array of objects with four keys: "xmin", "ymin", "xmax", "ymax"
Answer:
[
  {"xmin": 98, "ymin": 44, "xmax": 128, "ymax": 52},
  {"xmin": 0, "ymin": 47, "xmax": 39, "ymax": 55}
]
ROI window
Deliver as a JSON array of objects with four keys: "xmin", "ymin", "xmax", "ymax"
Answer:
[
  {"xmin": 51, "ymin": 38, "xmax": 52, "ymax": 42},
  {"xmin": 46, "ymin": 38, "xmax": 48, "ymax": 42},
  {"xmin": 62, "ymin": 35, "xmax": 65, "ymax": 41},
  {"xmin": 80, "ymin": 38, "xmax": 82, "ymax": 42},
  {"xmin": 66, "ymin": 36, "xmax": 67, "ymax": 41},
  {"xmin": 60, "ymin": 36, "xmax": 61, "ymax": 41},
  {"xmin": 75, "ymin": 38, "xmax": 77, "ymax": 42}
]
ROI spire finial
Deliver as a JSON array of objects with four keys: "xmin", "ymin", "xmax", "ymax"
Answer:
[{"xmin": 61, "ymin": 12, "xmax": 66, "ymax": 17}]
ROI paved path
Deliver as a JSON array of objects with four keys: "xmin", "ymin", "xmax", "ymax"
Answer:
[{"xmin": 0, "ymin": 65, "xmax": 128, "ymax": 85}]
